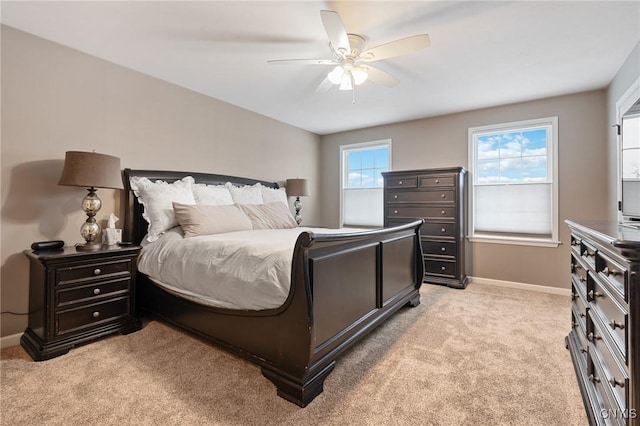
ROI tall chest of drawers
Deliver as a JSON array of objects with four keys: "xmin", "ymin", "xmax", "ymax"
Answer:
[
  {"xmin": 21, "ymin": 245, "xmax": 142, "ymax": 361},
  {"xmin": 565, "ymin": 220, "xmax": 640, "ymax": 425},
  {"xmin": 383, "ymin": 167, "xmax": 468, "ymax": 289}
]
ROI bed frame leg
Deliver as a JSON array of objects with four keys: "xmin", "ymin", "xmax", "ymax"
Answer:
[
  {"xmin": 261, "ymin": 361, "xmax": 336, "ymax": 407},
  {"xmin": 406, "ymin": 294, "xmax": 421, "ymax": 307}
]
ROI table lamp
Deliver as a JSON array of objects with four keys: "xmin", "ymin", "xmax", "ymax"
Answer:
[
  {"xmin": 58, "ymin": 151, "xmax": 123, "ymax": 251},
  {"xmin": 286, "ymin": 178, "xmax": 310, "ymax": 225}
]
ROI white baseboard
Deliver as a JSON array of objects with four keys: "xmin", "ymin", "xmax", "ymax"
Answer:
[
  {"xmin": 469, "ymin": 276, "xmax": 571, "ymax": 297},
  {"xmin": 1, "ymin": 333, "xmax": 22, "ymax": 349}
]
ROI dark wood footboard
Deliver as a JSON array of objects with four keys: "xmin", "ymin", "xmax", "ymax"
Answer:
[{"xmin": 124, "ymin": 169, "xmax": 423, "ymax": 406}]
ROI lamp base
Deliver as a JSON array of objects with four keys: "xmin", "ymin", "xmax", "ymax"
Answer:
[{"xmin": 75, "ymin": 242, "xmax": 103, "ymax": 252}]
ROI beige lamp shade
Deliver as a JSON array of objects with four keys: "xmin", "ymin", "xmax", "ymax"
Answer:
[
  {"xmin": 286, "ymin": 178, "xmax": 310, "ymax": 197},
  {"xmin": 58, "ymin": 151, "xmax": 123, "ymax": 190}
]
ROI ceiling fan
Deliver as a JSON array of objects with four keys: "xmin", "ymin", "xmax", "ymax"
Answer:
[{"xmin": 268, "ymin": 10, "xmax": 431, "ymax": 102}]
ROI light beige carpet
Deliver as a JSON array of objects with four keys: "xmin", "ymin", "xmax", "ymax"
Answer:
[{"xmin": 1, "ymin": 283, "xmax": 586, "ymax": 425}]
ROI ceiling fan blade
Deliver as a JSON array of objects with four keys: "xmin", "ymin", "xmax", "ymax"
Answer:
[
  {"xmin": 315, "ymin": 76, "xmax": 335, "ymax": 93},
  {"xmin": 320, "ymin": 10, "xmax": 350, "ymax": 54},
  {"xmin": 362, "ymin": 34, "xmax": 431, "ymax": 62},
  {"xmin": 267, "ymin": 59, "xmax": 336, "ymax": 65},
  {"xmin": 365, "ymin": 66, "xmax": 399, "ymax": 88}
]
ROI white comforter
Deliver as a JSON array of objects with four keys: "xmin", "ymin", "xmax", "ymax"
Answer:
[{"xmin": 138, "ymin": 226, "xmax": 353, "ymax": 310}]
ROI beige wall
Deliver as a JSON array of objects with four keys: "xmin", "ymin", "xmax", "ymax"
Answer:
[
  {"xmin": 320, "ymin": 90, "xmax": 609, "ymax": 290},
  {"xmin": 0, "ymin": 26, "xmax": 320, "ymax": 337}
]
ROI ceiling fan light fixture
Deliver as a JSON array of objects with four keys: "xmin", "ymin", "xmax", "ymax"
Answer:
[
  {"xmin": 327, "ymin": 66, "xmax": 344, "ymax": 85},
  {"xmin": 339, "ymin": 72, "xmax": 353, "ymax": 91},
  {"xmin": 352, "ymin": 66, "xmax": 368, "ymax": 85}
]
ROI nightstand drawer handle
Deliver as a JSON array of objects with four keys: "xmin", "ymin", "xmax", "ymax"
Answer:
[
  {"xmin": 93, "ymin": 268, "xmax": 101, "ymax": 276},
  {"xmin": 609, "ymin": 319, "xmax": 625, "ymax": 330},
  {"xmin": 609, "ymin": 378, "xmax": 625, "ymax": 388},
  {"xmin": 92, "ymin": 311, "xmax": 100, "ymax": 318},
  {"xmin": 93, "ymin": 288, "xmax": 101, "ymax": 295}
]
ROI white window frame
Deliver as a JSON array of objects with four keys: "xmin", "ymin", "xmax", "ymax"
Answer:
[
  {"xmin": 339, "ymin": 139, "xmax": 392, "ymax": 227},
  {"xmin": 468, "ymin": 117, "xmax": 559, "ymax": 247}
]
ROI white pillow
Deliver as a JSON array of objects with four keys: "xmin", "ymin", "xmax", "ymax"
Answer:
[
  {"xmin": 260, "ymin": 184, "xmax": 288, "ymax": 207},
  {"xmin": 238, "ymin": 202, "xmax": 298, "ymax": 229},
  {"xmin": 192, "ymin": 184, "xmax": 233, "ymax": 205},
  {"xmin": 225, "ymin": 182, "xmax": 263, "ymax": 204},
  {"xmin": 173, "ymin": 202, "xmax": 252, "ymax": 237},
  {"xmin": 129, "ymin": 176, "xmax": 196, "ymax": 242}
]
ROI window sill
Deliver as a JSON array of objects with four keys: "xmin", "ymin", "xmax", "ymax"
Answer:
[{"xmin": 468, "ymin": 235, "xmax": 561, "ymax": 248}]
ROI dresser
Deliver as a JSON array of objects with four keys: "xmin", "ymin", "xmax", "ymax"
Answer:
[
  {"xmin": 383, "ymin": 167, "xmax": 467, "ymax": 289},
  {"xmin": 565, "ymin": 220, "xmax": 640, "ymax": 425},
  {"xmin": 20, "ymin": 245, "xmax": 142, "ymax": 361}
]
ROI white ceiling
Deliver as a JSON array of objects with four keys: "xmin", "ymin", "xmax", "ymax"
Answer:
[{"xmin": 2, "ymin": 1, "xmax": 639, "ymax": 135}]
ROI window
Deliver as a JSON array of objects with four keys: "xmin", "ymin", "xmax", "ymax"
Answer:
[
  {"xmin": 468, "ymin": 117, "xmax": 559, "ymax": 246},
  {"xmin": 340, "ymin": 140, "xmax": 391, "ymax": 227}
]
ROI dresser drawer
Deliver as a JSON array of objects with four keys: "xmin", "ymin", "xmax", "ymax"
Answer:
[
  {"xmin": 589, "ymin": 351, "xmax": 627, "ymax": 426},
  {"xmin": 387, "ymin": 206, "xmax": 455, "ymax": 220},
  {"xmin": 589, "ymin": 273, "xmax": 628, "ymax": 363},
  {"xmin": 56, "ymin": 297, "xmax": 130, "ymax": 336},
  {"xmin": 422, "ymin": 222, "xmax": 456, "ymax": 238},
  {"xmin": 56, "ymin": 277, "xmax": 130, "ymax": 307},
  {"xmin": 571, "ymin": 253, "xmax": 588, "ymax": 294},
  {"xmin": 418, "ymin": 175, "xmax": 455, "ymax": 188},
  {"xmin": 580, "ymin": 240, "xmax": 597, "ymax": 269},
  {"xmin": 422, "ymin": 241, "xmax": 456, "ymax": 257},
  {"xmin": 572, "ymin": 281, "xmax": 588, "ymax": 332},
  {"xmin": 595, "ymin": 251, "xmax": 628, "ymax": 302},
  {"xmin": 571, "ymin": 310, "xmax": 589, "ymax": 366},
  {"xmin": 387, "ymin": 190, "xmax": 457, "ymax": 208},
  {"xmin": 424, "ymin": 259, "xmax": 456, "ymax": 278},
  {"xmin": 589, "ymin": 316, "xmax": 629, "ymax": 413},
  {"xmin": 385, "ymin": 176, "xmax": 417, "ymax": 188},
  {"xmin": 56, "ymin": 259, "xmax": 132, "ymax": 284}
]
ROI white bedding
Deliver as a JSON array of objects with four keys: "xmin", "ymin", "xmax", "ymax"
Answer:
[{"xmin": 137, "ymin": 226, "xmax": 356, "ymax": 310}]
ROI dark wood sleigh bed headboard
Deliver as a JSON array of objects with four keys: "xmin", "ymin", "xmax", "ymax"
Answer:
[{"xmin": 122, "ymin": 168, "xmax": 279, "ymax": 245}]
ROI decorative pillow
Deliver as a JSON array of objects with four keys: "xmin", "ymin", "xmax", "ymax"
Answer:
[
  {"xmin": 173, "ymin": 202, "xmax": 253, "ymax": 238},
  {"xmin": 129, "ymin": 176, "xmax": 196, "ymax": 242},
  {"xmin": 260, "ymin": 184, "xmax": 288, "ymax": 207},
  {"xmin": 225, "ymin": 182, "xmax": 263, "ymax": 204},
  {"xmin": 238, "ymin": 202, "xmax": 298, "ymax": 230},
  {"xmin": 192, "ymin": 184, "xmax": 233, "ymax": 205}
]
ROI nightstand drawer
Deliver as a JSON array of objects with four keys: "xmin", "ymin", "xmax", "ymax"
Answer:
[
  {"xmin": 56, "ymin": 277, "xmax": 130, "ymax": 307},
  {"xmin": 56, "ymin": 297, "xmax": 130, "ymax": 336},
  {"xmin": 56, "ymin": 258, "xmax": 132, "ymax": 284}
]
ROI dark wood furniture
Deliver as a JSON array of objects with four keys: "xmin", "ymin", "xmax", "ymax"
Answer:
[
  {"xmin": 123, "ymin": 168, "xmax": 424, "ymax": 407},
  {"xmin": 383, "ymin": 167, "xmax": 468, "ymax": 289},
  {"xmin": 21, "ymin": 245, "xmax": 142, "ymax": 361},
  {"xmin": 565, "ymin": 220, "xmax": 640, "ymax": 425}
]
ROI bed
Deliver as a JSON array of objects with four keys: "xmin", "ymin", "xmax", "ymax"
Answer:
[{"xmin": 122, "ymin": 168, "xmax": 424, "ymax": 407}]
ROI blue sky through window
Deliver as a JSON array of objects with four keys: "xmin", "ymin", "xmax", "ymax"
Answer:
[
  {"xmin": 346, "ymin": 146, "xmax": 389, "ymax": 188},
  {"xmin": 476, "ymin": 128, "xmax": 548, "ymax": 183}
]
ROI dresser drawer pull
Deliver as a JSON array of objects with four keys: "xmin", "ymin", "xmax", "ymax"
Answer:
[
  {"xmin": 609, "ymin": 319, "xmax": 625, "ymax": 330},
  {"xmin": 573, "ymin": 264, "xmax": 582, "ymax": 270},
  {"xmin": 441, "ymin": 247, "xmax": 446, "ymax": 252},
  {"xmin": 441, "ymin": 210, "xmax": 446, "ymax": 215},
  {"xmin": 588, "ymin": 290, "xmax": 602, "ymax": 299},
  {"xmin": 582, "ymin": 249, "xmax": 594, "ymax": 257},
  {"xmin": 602, "ymin": 266, "xmax": 621, "ymax": 277},
  {"xmin": 570, "ymin": 293, "xmax": 576, "ymax": 300},
  {"xmin": 435, "ymin": 179, "xmax": 440, "ymax": 183},
  {"xmin": 441, "ymin": 228, "xmax": 446, "ymax": 233},
  {"xmin": 398, "ymin": 181, "xmax": 403, "ymax": 185},
  {"xmin": 441, "ymin": 266, "xmax": 446, "ymax": 271},
  {"xmin": 588, "ymin": 332, "xmax": 601, "ymax": 342},
  {"xmin": 588, "ymin": 374, "xmax": 601, "ymax": 383},
  {"xmin": 580, "ymin": 277, "xmax": 586, "ymax": 283},
  {"xmin": 571, "ymin": 240, "xmax": 580, "ymax": 246},
  {"xmin": 609, "ymin": 378, "xmax": 625, "ymax": 388},
  {"xmin": 393, "ymin": 195, "xmax": 398, "ymax": 199},
  {"xmin": 441, "ymin": 194, "xmax": 446, "ymax": 198},
  {"xmin": 93, "ymin": 268, "xmax": 101, "ymax": 276},
  {"xmin": 580, "ymin": 346, "xmax": 588, "ymax": 354},
  {"xmin": 580, "ymin": 313, "xmax": 586, "ymax": 318},
  {"xmin": 93, "ymin": 288, "xmax": 101, "ymax": 295},
  {"xmin": 394, "ymin": 210, "xmax": 398, "ymax": 214},
  {"xmin": 92, "ymin": 311, "xmax": 100, "ymax": 318}
]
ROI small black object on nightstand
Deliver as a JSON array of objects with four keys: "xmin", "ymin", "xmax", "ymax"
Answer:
[{"xmin": 30, "ymin": 240, "xmax": 64, "ymax": 251}]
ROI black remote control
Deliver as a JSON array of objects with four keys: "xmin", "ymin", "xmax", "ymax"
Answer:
[{"xmin": 31, "ymin": 240, "xmax": 65, "ymax": 251}]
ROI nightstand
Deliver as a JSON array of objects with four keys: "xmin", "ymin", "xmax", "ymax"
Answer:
[{"xmin": 20, "ymin": 244, "xmax": 142, "ymax": 361}]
